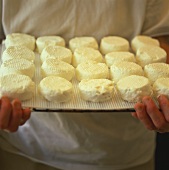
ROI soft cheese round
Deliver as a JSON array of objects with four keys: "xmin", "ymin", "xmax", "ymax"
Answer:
[
  {"xmin": 116, "ymin": 75, "xmax": 152, "ymax": 102},
  {"xmin": 40, "ymin": 45, "xmax": 72, "ymax": 64},
  {"xmin": 0, "ymin": 58, "xmax": 35, "ymax": 79},
  {"xmin": 105, "ymin": 51, "xmax": 136, "ymax": 67},
  {"xmin": 100, "ymin": 36, "xmax": 129, "ymax": 55},
  {"xmin": 41, "ymin": 58, "xmax": 75, "ymax": 81},
  {"xmin": 78, "ymin": 79, "xmax": 114, "ymax": 102},
  {"xmin": 5, "ymin": 33, "xmax": 35, "ymax": 51},
  {"xmin": 144, "ymin": 63, "xmax": 169, "ymax": 84},
  {"xmin": 69, "ymin": 37, "xmax": 98, "ymax": 52},
  {"xmin": 110, "ymin": 61, "xmax": 144, "ymax": 83},
  {"xmin": 131, "ymin": 35, "xmax": 160, "ymax": 52},
  {"xmin": 136, "ymin": 46, "xmax": 167, "ymax": 67},
  {"xmin": 72, "ymin": 47, "xmax": 103, "ymax": 67},
  {"xmin": 2, "ymin": 45, "xmax": 35, "ymax": 63},
  {"xmin": 39, "ymin": 76, "xmax": 73, "ymax": 102},
  {"xmin": 153, "ymin": 78, "xmax": 169, "ymax": 98},
  {"xmin": 76, "ymin": 61, "xmax": 109, "ymax": 81},
  {"xmin": 0, "ymin": 74, "xmax": 35, "ymax": 101},
  {"xmin": 36, "ymin": 36, "xmax": 66, "ymax": 53}
]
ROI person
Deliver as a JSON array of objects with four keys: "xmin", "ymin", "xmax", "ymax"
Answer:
[{"xmin": 0, "ymin": 0, "xmax": 169, "ymax": 170}]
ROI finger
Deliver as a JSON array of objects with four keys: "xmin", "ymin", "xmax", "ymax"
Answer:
[
  {"xmin": 131, "ymin": 112, "xmax": 138, "ymax": 119},
  {"xmin": 0, "ymin": 96, "xmax": 12, "ymax": 129},
  {"xmin": 158, "ymin": 95, "xmax": 169, "ymax": 122},
  {"xmin": 142, "ymin": 96, "xmax": 168, "ymax": 130},
  {"xmin": 7, "ymin": 99, "xmax": 22, "ymax": 132},
  {"xmin": 20, "ymin": 108, "xmax": 31, "ymax": 125},
  {"xmin": 134, "ymin": 102, "xmax": 156, "ymax": 130}
]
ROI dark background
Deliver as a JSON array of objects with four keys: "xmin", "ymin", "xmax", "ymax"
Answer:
[{"xmin": 155, "ymin": 132, "xmax": 169, "ymax": 170}]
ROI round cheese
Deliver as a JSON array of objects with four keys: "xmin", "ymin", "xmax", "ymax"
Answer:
[
  {"xmin": 76, "ymin": 61, "xmax": 109, "ymax": 81},
  {"xmin": 40, "ymin": 45, "xmax": 72, "ymax": 64},
  {"xmin": 153, "ymin": 78, "xmax": 169, "ymax": 98},
  {"xmin": 105, "ymin": 51, "xmax": 136, "ymax": 67},
  {"xmin": 5, "ymin": 33, "xmax": 35, "ymax": 51},
  {"xmin": 116, "ymin": 75, "xmax": 152, "ymax": 102},
  {"xmin": 0, "ymin": 58, "xmax": 35, "ymax": 79},
  {"xmin": 36, "ymin": 36, "xmax": 65, "ymax": 53},
  {"xmin": 2, "ymin": 45, "xmax": 35, "ymax": 63},
  {"xmin": 72, "ymin": 47, "xmax": 103, "ymax": 67},
  {"xmin": 131, "ymin": 35, "xmax": 160, "ymax": 52},
  {"xmin": 39, "ymin": 76, "xmax": 73, "ymax": 102},
  {"xmin": 69, "ymin": 37, "xmax": 98, "ymax": 52},
  {"xmin": 110, "ymin": 61, "xmax": 144, "ymax": 83},
  {"xmin": 144, "ymin": 63, "xmax": 169, "ymax": 84},
  {"xmin": 41, "ymin": 58, "xmax": 75, "ymax": 81},
  {"xmin": 136, "ymin": 46, "xmax": 167, "ymax": 67},
  {"xmin": 78, "ymin": 79, "xmax": 114, "ymax": 102},
  {"xmin": 100, "ymin": 36, "xmax": 129, "ymax": 55},
  {"xmin": 0, "ymin": 74, "xmax": 35, "ymax": 101}
]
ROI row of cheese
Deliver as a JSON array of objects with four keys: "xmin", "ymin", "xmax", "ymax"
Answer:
[{"xmin": 4, "ymin": 33, "xmax": 167, "ymax": 68}]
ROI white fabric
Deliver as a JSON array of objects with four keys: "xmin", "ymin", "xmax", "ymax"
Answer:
[
  {"xmin": 1, "ymin": 0, "xmax": 169, "ymax": 170},
  {"xmin": 3, "ymin": 0, "xmax": 169, "ymax": 42},
  {"xmin": 0, "ymin": 112, "xmax": 156, "ymax": 170}
]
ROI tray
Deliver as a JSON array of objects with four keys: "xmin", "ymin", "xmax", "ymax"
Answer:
[{"xmin": 0, "ymin": 42, "xmax": 158, "ymax": 112}]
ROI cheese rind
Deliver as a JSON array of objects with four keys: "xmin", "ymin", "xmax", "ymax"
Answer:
[
  {"xmin": 36, "ymin": 36, "xmax": 65, "ymax": 53},
  {"xmin": 40, "ymin": 45, "xmax": 72, "ymax": 64},
  {"xmin": 110, "ymin": 61, "xmax": 144, "ymax": 83},
  {"xmin": 76, "ymin": 61, "xmax": 109, "ymax": 81},
  {"xmin": 5, "ymin": 33, "xmax": 35, "ymax": 51},
  {"xmin": 100, "ymin": 36, "xmax": 129, "ymax": 55},
  {"xmin": 116, "ymin": 75, "xmax": 152, "ymax": 102},
  {"xmin": 2, "ymin": 45, "xmax": 35, "ymax": 63},
  {"xmin": 0, "ymin": 74, "xmax": 35, "ymax": 101},
  {"xmin": 78, "ymin": 79, "xmax": 114, "ymax": 102},
  {"xmin": 69, "ymin": 37, "xmax": 98, "ymax": 52},
  {"xmin": 136, "ymin": 46, "xmax": 167, "ymax": 67},
  {"xmin": 41, "ymin": 58, "xmax": 75, "ymax": 81},
  {"xmin": 105, "ymin": 51, "xmax": 135, "ymax": 67},
  {"xmin": 39, "ymin": 76, "xmax": 73, "ymax": 102},
  {"xmin": 0, "ymin": 58, "xmax": 35, "ymax": 79},
  {"xmin": 153, "ymin": 78, "xmax": 169, "ymax": 98},
  {"xmin": 72, "ymin": 47, "xmax": 103, "ymax": 67},
  {"xmin": 144, "ymin": 63, "xmax": 169, "ymax": 84},
  {"xmin": 131, "ymin": 35, "xmax": 160, "ymax": 52}
]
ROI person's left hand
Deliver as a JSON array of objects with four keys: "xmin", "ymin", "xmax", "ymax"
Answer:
[{"xmin": 132, "ymin": 95, "xmax": 169, "ymax": 133}]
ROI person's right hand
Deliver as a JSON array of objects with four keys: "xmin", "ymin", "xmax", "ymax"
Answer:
[{"xmin": 0, "ymin": 96, "xmax": 31, "ymax": 132}]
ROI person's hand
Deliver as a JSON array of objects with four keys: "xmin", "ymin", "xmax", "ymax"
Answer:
[
  {"xmin": 0, "ymin": 96, "xmax": 31, "ymax": 132},
  {"xmin": 132, "ymin": 95, "xmax": 169, "ymax": 133}
]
